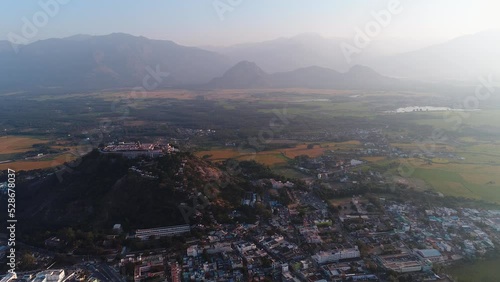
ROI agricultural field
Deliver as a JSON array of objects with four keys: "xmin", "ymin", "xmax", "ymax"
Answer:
[
  {"xmin": 447, "ymin": 259, "xmax": 500, "ymax": 282},
  {"xmin": 272, "ymin": 165, "xmax": 310, "ymax": 179},
  {"xmin": 361, "ymin": 156, "xmax": 387, "ymax": 162},
  {"xmin": 3, "ymin": 88, "xmax": 500, "ymax": 206},
  {"xmin": 195, "ymin": 148, "xmax": 290, "ymax": 166},
  {"xmin": 235, "ymin": 153, "xmax": 289, "ymax": 166},
  {"xmin": 396, "ymin": 156, "xmax": 500, "ymax": 203},
  {"xmin": 410, "ymin": 109, "xmax": 500, "ymax": 130},
  {"xmin": 390, "ymin": 142, "xmax": 456, "ymax": 152},
  {"xmin": 0, "ymin": 152, "xmax": 77, "ymax": 171},
  {"xmin": 0, "ymin": 135, "xmax": 81, "ymax": 171},
  {"xmin": 195, "ymin": 141, "xmax": 362, "ymax": 166},
  {"xmin": 280, "ymin": 144, "xmax": 327, "ymax": 159},
  {"xmin": 99, "ymin": 88, "xmax": 358, "ymax": 102},
  {"xmin": 320, "ymin": 140, "xmax": 362, "ymax": 150},
  {"xmin": 0, "ymin": 136, "xmax": 49, "ymax": 154},
  {"xmin": 197, "ymin": 134, "xmax": 500, "ymax": 204}
]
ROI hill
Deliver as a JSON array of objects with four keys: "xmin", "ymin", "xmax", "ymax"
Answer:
[
  {"xmin": 9, "ymin": 150, "xmax": 283, "ymax": 239},
  {"xmin": 0, "ymin": 33, "xmax": 232, "ymax": 91},
  {"xmin": 207, "ymin": 61, "xmax": 398, "ymax": 89},
  {"xmin": 207, "ymin": 61, "xmax": 271, "ymax": 88},
  {"xmin": 2, "ymin": 31, "xmax": 495, "ymax": 92},
  {"xmin": 12, "ymin": 151, "xmax": 226, "ymax": 232},
  {"xmin": 370, "ymin": 30, "xmax": 500, "ymax": 81}
]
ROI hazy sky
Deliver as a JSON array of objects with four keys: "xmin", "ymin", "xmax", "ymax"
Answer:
[{"xmin": 1, "ymin": 0, "xmax": 499, "ymax": 46}]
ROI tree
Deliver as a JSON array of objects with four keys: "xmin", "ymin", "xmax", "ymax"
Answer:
[
  {"xmin": 367, "ymin": 261, "xmax": 378, "ymax": 273},
  {"xmin": 388, "ymin": 274, "xmax": 399, "ymax": 282},
  {"xmin": 261, "ymin": 257, "xmax": 273, "ymax": 268},
  {"xmin": 19, "ymin": 253, "xmax": 37, "ymax": 270},
  {"xmin": 433, "ymin": 263, "xmax": 444, "ymax": 274},
  {"xmin": 59, "ymin": 227, "xmax": 76, "ymax": 242}
]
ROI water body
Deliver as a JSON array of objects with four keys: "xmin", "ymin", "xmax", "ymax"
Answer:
[
  {"xmin": 294, "ymin": 99, "xmax": 330, "ymax": 102},
  {"xmin": 385, "ymin": 106, "xmax": 480, "ymax": 113}
]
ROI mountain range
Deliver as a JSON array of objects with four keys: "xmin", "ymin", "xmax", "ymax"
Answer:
[
  {"xmin": 0, "ymin": 30, "xmax": 498, "ymax": 91},
  {"xmin": 370, "ymin": 30, "xmax": 500, "ymax": 81},
  {"xmin": 207, "ymin": 61, "xmax": 398, "ymax": 89},
  {"xmin": 0, "ymin": 33, "xmax": 231, "ymax": 91}
]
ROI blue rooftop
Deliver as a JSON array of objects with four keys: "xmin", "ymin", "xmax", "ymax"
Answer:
[{"xmin": 418, "ymin": 249, "xmax": 442, "ymax": 257}]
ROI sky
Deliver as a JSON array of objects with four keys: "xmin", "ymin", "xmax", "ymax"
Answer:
[{"xmin": 1, "ymin": 0, "xmax": 499, "ymax": 47}]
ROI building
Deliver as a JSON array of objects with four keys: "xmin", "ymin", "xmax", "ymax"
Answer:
[
  {"xmin": 376, "ymin": 254, "xmax": 428, "ymax": 273},
  {"xmin": 169, "ymin": 261, "xmax": 181, "ymax": 282},
  {"xmin": 134, "ymin": 225, "xmax": 190, "ymax": 240},
  {"xmin": 134, "ymin": 256, "xmax": 165, "ymax": 282},
  {"xmin": 350, "ymin": 159, "xmax": 363, "ymax": 166},
  {"xmin": 44, "ymin": 237, "xmax": 64, "ymax": 249},
  {"xmin": 0, "ymin": 246, "xmax": 8, "ymax": 259},
  {"xmin": 186, "ymin": 245, "xmax": 199, "ymax": 257},
  {"xmin": 32, "ymin": 269, "xmax": 65, "ymax": 282},
  {"xmin": 415, "ymin": 249, "xmax": 444, "ymax": 263},
  {"xmin": 204, "ymin": 242, "xmax": 233, "ymax": 254},
  {"xmin": 282, "ymin": 263, "xmax": 289, "ymax": 273},
  {"xmin": 113, "ymin": 223, "xmax": 123, "ymax": 233},
  {"xmin": 0, "ymin": 273, "xmax": 17, "ymax": 282},
  {"xmin": 235, "ymin": 242, "xmax": 256, "ymax": 253},
  {"xmin": 312, "ymin": 247, "xmax": 360, "ymax": 264},
  {"xmin": 101, "ymin": 142, "xmax": 166, "ymax": 159}
]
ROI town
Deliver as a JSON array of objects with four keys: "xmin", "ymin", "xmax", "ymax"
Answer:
[
  {"xmin": 1, "ymin": 3, "xmax": 499, "ymax": 280},
  {"xmin": 1, "ymin": 140, "xmax": 499, "ymax": 282}
]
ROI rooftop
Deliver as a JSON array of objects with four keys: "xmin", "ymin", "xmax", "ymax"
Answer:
[{"xmin": 417, "ymin": 249, "xmax": 442, "ymax": 258}]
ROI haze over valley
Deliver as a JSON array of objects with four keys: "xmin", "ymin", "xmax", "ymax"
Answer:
[{"xmin": 1, "ymin": 1, "xmax": 500, "ymax": 282}]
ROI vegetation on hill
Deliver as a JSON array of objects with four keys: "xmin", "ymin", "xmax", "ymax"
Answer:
[{"xmin": 4, "ymin": 150, "xmax": 288, "ymax": 253}]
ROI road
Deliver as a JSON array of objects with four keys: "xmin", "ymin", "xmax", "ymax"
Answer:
[
  {"xmin": 79, "ymin": 263, "xmax": 125, "ymax": 282},
  {"xmin": 98, "ymin": 263, "xmax": 125, "ymax": 282}
]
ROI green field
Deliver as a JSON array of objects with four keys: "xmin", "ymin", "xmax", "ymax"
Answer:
[
  {"xmin": 3, "ymin": 88, "xmax": 500, "ymax": 206},
  {"xmin": 447, "ymin": 259, "xmax": 500, "ymax": 282},
  {"xmin": 383, "ymin": 154, "xmax": 500, "ymax": 203},
  {"xmin": 411, "ymin": 110, "xmax": 500, "ymax": 131}
]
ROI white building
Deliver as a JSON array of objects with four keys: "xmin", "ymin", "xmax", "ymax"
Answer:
[
  {"xmin": 205, "ymin": 242, "xmax": 233, "ymax": 254},
  {"xmin": 0, "ymin": 273, "xmax": 17, "ymax": 282},
  {"xmin": 415, "ymin": 249, "xmax": 444, "ymax": 263},
  {"xmin": 32, "ymin": 269, "xmax": 65, "ymax": 282},
  {"xmin": 187, "ymin": 245, "xmax": 199, "ymax": 257},
  {"xmin": 350, "ymin": 159, "xmax": 363, "ymax": 166},
  {"xmin": 135, "ymin": 225, "xmax": 190, "ymax": 240},
  {"xmin": 312, "ymin": 247, "xmax": 360, "ymax": 264},
  {"xmin": 282, "ymin": 263, "xmax": 289, "ymax": 273},
  {"xmin": 0, "ymin": 246, "xmax": 8, "ymax": 259},
  {"xmin": 113, "ymin": 224, "xmax": 123, "ymax": 233},
  {"xmin": 236, "ymin": 242, "xmax": 256, "ymax": 253}
]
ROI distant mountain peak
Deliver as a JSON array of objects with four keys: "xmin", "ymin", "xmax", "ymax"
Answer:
[
  {"xmin": 63, "ymin": 34, "xmax": 93, "ymax": 41},
  {"xmin": 291, "ymin": 32, "xmax": 325, "ymax": 40},
  {"xmin": 347, "ymin": 65, "xmax": 380, "ymax": 75},
  {"xmin": 208, "ymin": 62, "xmax": 396, "ymax": 89},
  {"xmin": 208, "ymin": 61, "xmax": 269, "ymax": 88},
  {"xmin": 0, "ymin": 33, "xmax": 232, "ymax": 91},
  {"xmin": 223, "ymin": 61, "xmax": 267, "ymax": 77},
  {"xmin": 233, "ymin": 60, "xmax": 257, "ymax": 66},
  {"xmin": 293, "ymin": 65, "xmax": 340, "ymax": 73},
  {"xmin": 375, "ymin": 30, "xmax": 500, "ymax": 81}
]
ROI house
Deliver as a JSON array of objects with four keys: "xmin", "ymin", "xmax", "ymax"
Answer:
[{"xmin": 415, "ymin": 249, "xmax": 444, "ymax": 263}]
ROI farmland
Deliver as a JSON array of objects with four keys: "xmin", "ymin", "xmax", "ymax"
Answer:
[
  {"xmin": 195, "ymin": 137, "xmax": 500, "ymax": 203},
  {"xmin": 410, "ymin": 162, "xmax": 500, "ymax": 203},
  {"xmin": 1, "ymin": 88, "xmax": 500, "ymax": 204},
  {"xmin": 0, "ymin": 136, "xmax": 49, "ymax": 154},
  {"xmin": 447, "ymin": 259, "xmax": 500, "ymax": 282},
  {"xmin": 0, "ymin": 152, "xmax": 77, "ymax": 171},
  {"xmin": 386, "ymin": 139, "xmax": 500, "ymax": 203},
  {"xmin": 0, "ymin": 135, "xmax": 81, "ymax": 171},
  {"xmin": 195, "ymin": 141, "xmax": 362, "ymax": 166}
]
